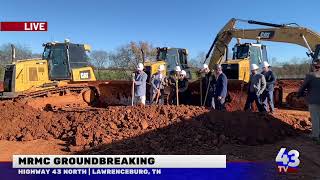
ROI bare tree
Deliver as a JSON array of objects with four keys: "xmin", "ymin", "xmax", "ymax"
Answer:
[
  {"xmin": 109, "ymin": 41, "xmax": 156, "ymax": 69},
  {"xmin": 0, "ymin": 43, "xmax": 34, "ymax": 79},
  {"xmin": 0, "ymin": 43, "xmax": 33, "ymax": 65},
  {"xmin": 90, "ymin": 50, "xmax": 108, "ymax": 79},
  {"xmin": 189, "ymin": 51, "xmax": 206, "ymax": 68}
]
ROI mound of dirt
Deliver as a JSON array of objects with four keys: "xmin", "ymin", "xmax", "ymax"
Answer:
[
  {"xmin": 0, "ymin": 101, "xmax": 311, "ymax": 154},
  {"xmin": 0, "ymin": 101, "xmax": 69, "ymax": 141}
]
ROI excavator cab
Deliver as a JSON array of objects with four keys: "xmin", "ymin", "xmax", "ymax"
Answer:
[
  {"xmin": 233, "ymin": 43, "xmax": 268, "ymax": 64},
  {"xmin": 314, "ymin": 44, "xmax": 320, "ymax": 62},
  {"xmin": 222, "ymin": 43, "xmax": 268, "ymax": 82}
]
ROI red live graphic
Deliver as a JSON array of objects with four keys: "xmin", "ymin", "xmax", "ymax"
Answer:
[{"xmin": 0, "ymin": 22, "xmax": 48, "ymax": 31}]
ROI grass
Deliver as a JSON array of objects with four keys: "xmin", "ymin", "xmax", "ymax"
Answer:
[{"xmin": 95, "ymin": 69, "xmax": 131, "ymax": 80}]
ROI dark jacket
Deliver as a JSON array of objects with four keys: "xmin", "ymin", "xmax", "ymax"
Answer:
[
  {"xmin": 215, "ymin": 73, "xmax": 228, "ymax": 98},
  {"xmin": 298, "ymin": 72, "xmax": 320, "ymax": 105},
  {"xmin": 262, "ymin": 70, "xmax": 276, "ymax": 91},
  {"xmin": 178, "ymin": 78, "xmax": 190, "ymax": 105},
  {"xmin": 178, "ymin": 78, "xmax": 189, "ymax": 93},
  {"xmin": 202, "ymin": 72, "xmax": 216, "ymax": 94}
]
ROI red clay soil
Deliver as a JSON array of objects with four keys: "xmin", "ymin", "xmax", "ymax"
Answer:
[
  {"xmin": 277, "ymin": 79, "xmax": 303, "ymax": 90},
  {"xmin": 0, "ymin": 101, "xmax": 311, "ymax": 154}
]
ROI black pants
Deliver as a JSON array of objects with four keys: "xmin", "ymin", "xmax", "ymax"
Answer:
[
  {"xmin": 203, "ymin": 92, "xmax": 214, "ymax": 107},
  {"xmin": 179, "ymin": 91, "xmax": 190, "ymax": 105},
  {"xmin": 214, "ymin": 96, "xmax": 226, "ymax": 111},
  {"xmin": 244, "ymin": 92, "xmax": 266, "ymax": 112}
]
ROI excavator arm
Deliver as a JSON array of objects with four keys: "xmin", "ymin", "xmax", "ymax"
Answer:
[{"xmin": 206, "ymin": 18, "xmax": 320, "ymax": 68}]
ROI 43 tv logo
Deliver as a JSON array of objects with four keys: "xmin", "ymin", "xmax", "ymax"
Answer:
[{"xmin": 275, "ymin": 148, "xmax": 300, "ymax": 173}]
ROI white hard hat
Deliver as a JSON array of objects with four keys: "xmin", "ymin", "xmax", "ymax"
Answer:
[
  {"xmin": 158, "ymin": 65, "xmax": 165, "ymax": 71},
  {"xmin": 181, "ymin": 70, "xmax": 187, "ymax": 76},
  {"xmin": 175, "ymin": 66, "xmax": 181, "ymax": 72},
  {"xmin": 202, "ymin": 64, "xmax": 209, "ymax": 70},
  {"xmin": 137, "ymin": 63, "xmax": 144, "ymax": 71},
  {"xmin": 251, "ymin": 64, "xmax": 259, "ymax": 70},
  {"xmin": 263, "ymin": 61, "xmax": 270, "ymax": 68},
  {"xmin": 214, "ymin": 64, "xmax": 222, "ymax": 70}
]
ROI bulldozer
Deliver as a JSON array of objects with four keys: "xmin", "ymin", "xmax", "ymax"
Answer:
[
  {"xmin": 0, "ymin": 39, "xmax": 100, "ymax": 108},
  {"xmin": 204, "ymin": 18, "xmax": 320, "ymax": 107},
  {"xmin": 143, "ymin": 47, "xmax": 191, "ymax": 104},
  {"xmin": 143, "ymin": 47, "xmax": 191, "ymax": 79}
]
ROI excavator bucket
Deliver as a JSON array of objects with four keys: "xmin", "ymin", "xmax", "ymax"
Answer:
[{"xmin": 188, "ymin": 79, "xmax": 283, "ymax": 111}]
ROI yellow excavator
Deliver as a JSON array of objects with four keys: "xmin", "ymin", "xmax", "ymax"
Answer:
[
  {"xmin": 203, "ymin": 18, "xmax": 320, "ymax": 107},
  {"xmin": 205, "ymin": 18, "xmax": 320, "ymax": 82},
  {"xmin": 0, "ymin": 39, "xmax": 99, "ymax": 105}
]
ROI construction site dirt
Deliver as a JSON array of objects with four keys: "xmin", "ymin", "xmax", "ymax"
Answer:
[{"xmin": 0, "ymin": 79, "xmax": 319, "ymax": 178}]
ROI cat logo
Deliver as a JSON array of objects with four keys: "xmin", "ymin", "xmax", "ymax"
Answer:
[
  {"xmin": 259, "ymin": 31, "xmax": 275, "ymax": 39},
  {"xmin": 80, "ymin": 70, "xmax": 90, "ymax": 79}
]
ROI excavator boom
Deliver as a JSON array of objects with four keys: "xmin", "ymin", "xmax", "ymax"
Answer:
[
  {"xmin": 206, "ymin": 18, "xmax": 320, "ymax": 68},
  {"xmin": 204, "ymin": 18, "xmax": 320, "ymax": 109}
]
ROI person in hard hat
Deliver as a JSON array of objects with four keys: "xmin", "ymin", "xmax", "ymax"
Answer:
[
  {"xmin": 167, "ymin": 66, "xmax": 182, "ymax": 104},
  {"xmin": 134, "ymin": 63, "xmax": 148, "ymax": 105},
  {"xmin": 151, "ymin": 65, "xmax": 167, "ymax": 104},
  {"xmin": 298, "ymin": 60, "xmax": 320, "ymax": 141},
  {"xmin": 200, "ymin": 64, "xmax": 216, "ymax": 108},
  {"xmin": 244, "ymin": 64, "xmax": 266, "ymax": 112},
  {"xmin": 214, "ymin": 64, "xmax": 228, "ymax": 111},
  {"xmin": 177, "ymin": 70, "xmax": 190, "ymax": 105},
  {"xmin": 261, "ymin": 61, "xmax": 276, "ymax": 113}
]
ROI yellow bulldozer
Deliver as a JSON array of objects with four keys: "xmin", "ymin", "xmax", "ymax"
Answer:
[
  {"xmin": 0, "ymin": 39, "xmax": 100, "ymax": 107},
  {"xmin": 142, "ymin": 47, "xmax": 191, "ymax": 104},
  {"xmin": 144, "ymin": 47, "xmax": 191, "ymax": 79}
]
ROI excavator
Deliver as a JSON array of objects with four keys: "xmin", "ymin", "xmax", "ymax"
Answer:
[{"xmin": 203, "ymin": 18, "xmax": 320, "ymax": 107}]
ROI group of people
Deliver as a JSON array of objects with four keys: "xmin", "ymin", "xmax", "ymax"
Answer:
[
  {"xmin": 133, "ymin": 60, "xmax": 320, "ymax": 141},
  {"xmin": 133, "ymin": 60, "xmax": 278, "ymax": 114},
  {"xmin": 200, "ymin": 64, "xmax": 228, "ymax": 111},
  {"xmin": 133, "ymin": 62, "xmax": 228, "ymax": 111},
  {"xmin": 199, "ymin": 61, "xmax": 276, "ymax": 113},
  {"xmin": 132, "ymin": 63, "xmax": 190, "ymax": 106},
  {"xmin": 244, "ymin": 61, "xmax": 276, "ymax": 113}
]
